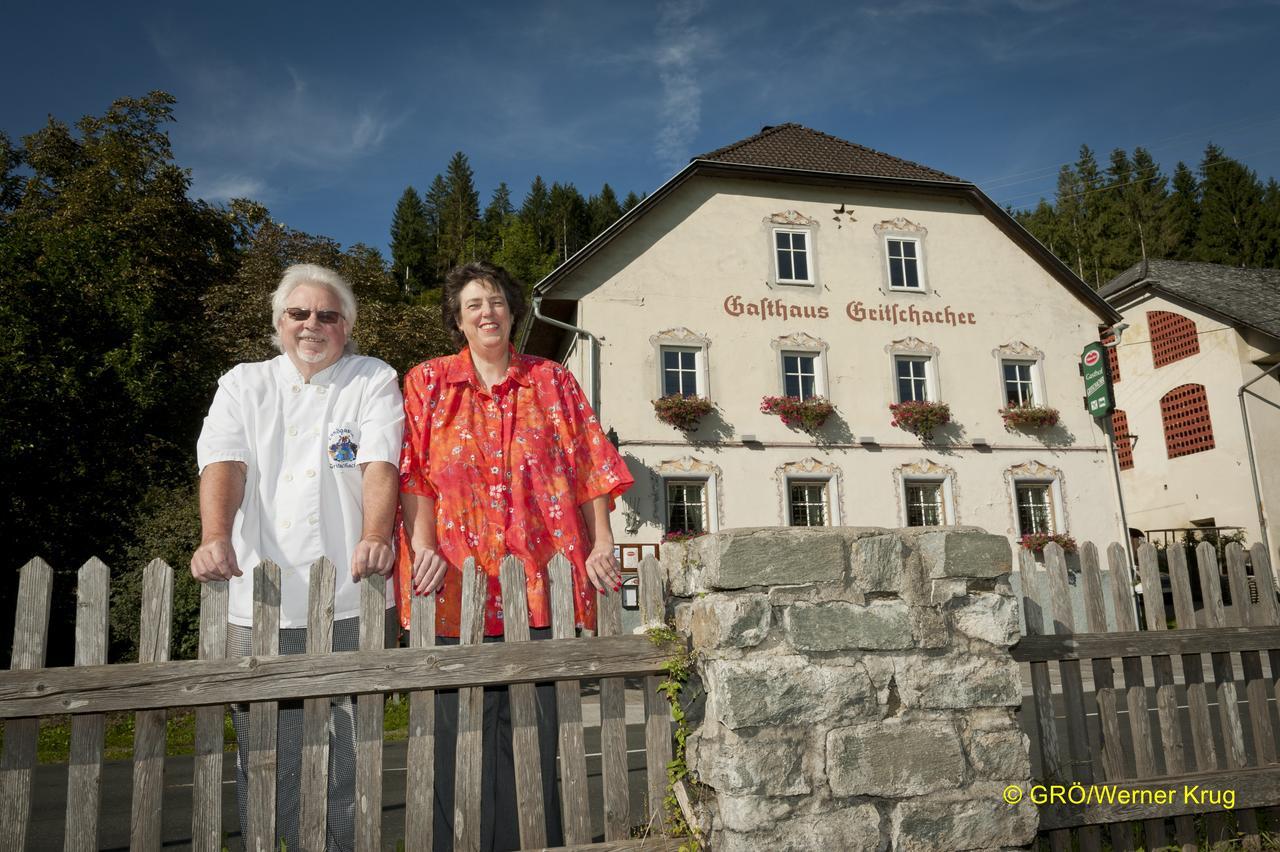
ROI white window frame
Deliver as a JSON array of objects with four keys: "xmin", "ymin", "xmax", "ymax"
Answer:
[
  {"xmin": 1013, "ymin": 479, "xmax": 1060, "ymax": 536},
  {"xmin": 884, "ymin": 236, "xmax": 925, "ymax": 292},
  {"xmin": 785, "ymin": 476, "xmax": 835, "ymax": 527},
  {"xmin": 1000, "ymin": 359, "xmax": 1040, "ymax": 407},
  {"xmin": 772, "ymin": 227, "xmax": 814, "ymax": 286},
  {"xmin": 662, "ymin": 477, "xmax": 717, "ymax": 534},
  {"xmin": 893, "ymin": 354, "xmax": 937, "ymax": 403},
  {"xmin": 659, "ymin": 345, "xmax": 704, "ymax": 398},
  {"xmin": 777, "ymin": 350, "xmax": 828, "ymax": 401},
  {"xmin": 901, "ymin": 477, "xmax": 954, "ymax": 527},
  {"xmin": 650, "ymin": 328, "xmax": 711, "ymax": 401}
]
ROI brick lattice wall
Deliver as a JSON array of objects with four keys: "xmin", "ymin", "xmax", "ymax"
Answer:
[
  {"xmin": 1112, "ymin": 409, "xmax": 1134, "ymax": 470},
  {"xmin": 1160, "ymin": 383, "xmax": 1215, "ymax": 458},
  {"xmin": 1148, "ymin": 310, "xmax": 1199, "ymax": 368}
]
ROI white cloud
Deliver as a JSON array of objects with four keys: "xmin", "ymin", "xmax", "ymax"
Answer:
[
  {"xmin": 654, "ymin": 0, "xmax": 707, "ymax": 170},
  {"xmin": 189, "ymin": 172, "xmax": 267, "ymax": 203}
]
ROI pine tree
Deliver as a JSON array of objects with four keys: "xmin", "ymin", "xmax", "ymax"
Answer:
[
  {"xmin": 423, "ymin": 174, "xmax": 449, "ymax": 283},
  {"xmin": 1054, "ymin": 163, "xmax": 1087, "ymax": 281},
  {"xmin": 1075, "ymin": 145, "xmax": 1107, "ymax": 287},
  {"xmin": 440, "ymin": 151, "xmax": 480, "ymax": 269},
  {"xmin": 1164, "ymin": 162, "xmax": 1200, "ymax": 260},
  {"xmin": 1196, "ymin": 143, "xmax": 1265, "ymax": 267},
  {"xmin": 587, "ymin": 183, "xmax": 623, "ymax": 237},
  {"xmin": 389, "ymin": 186, "xmax": 430, "ymax": 294},
  {"xmin": 548, "ymin": 182, "xmax": 589, "ymax": 262},
  {"xmin": 521, "ymin": 176, "xmax": 552, "ymax": 253},
  {"xmin": 1128, "ymin": 147, "xmax": 1167, "ymax": 263},
  {"xmin": 481, "ymin": 182, "xmax": 514, "ymax": 257},
  {"xmin": 622, "ymin": 190, "xmax": 642, "ymax": 213}
]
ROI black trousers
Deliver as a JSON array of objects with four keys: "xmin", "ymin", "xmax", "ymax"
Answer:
[{"xmin": 430, "ymin": 627, "xmax": 564, "ymax": 852}]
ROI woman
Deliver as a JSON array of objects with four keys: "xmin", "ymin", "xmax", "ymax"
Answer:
[{"xmin": 398, "ymin": 261, "xmax": 634, "ymax": 850}]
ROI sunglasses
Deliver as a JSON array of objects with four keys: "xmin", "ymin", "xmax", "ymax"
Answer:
[{"xmin": 284, "ymin": 307, "xmax": 343, "ymax": 324}]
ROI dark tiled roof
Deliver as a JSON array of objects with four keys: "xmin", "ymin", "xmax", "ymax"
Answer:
[
  {"xmin": 696, "ymin": 123, "xmax": 961, "ymax": 182},
  {"xmin": 1101, "ymin": 259, "xmax": 1280, "ymax": 340}
]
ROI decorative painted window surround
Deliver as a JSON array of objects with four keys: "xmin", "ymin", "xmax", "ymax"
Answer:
[
  {"xmin": 993, "ymin": 341, "xmax": 1047, "ymax": 408},
  {"xmin": 658, "ymin": 456, "xmax": 723, "ymax": 532},
  {"xmin": 771, "ymin": 332, "xmax": 829, "ymax": 399},
  {"xmin": 887, "ymin": 336, "xmax": 941, "ymax": 403},
  {"xmin": 1003, "ymin": 460, "xmax": 1067, "ymax": 538},
  {"xmin": 893, "ymin": 459, "xmax": 958, "ymax": 527},
  {"xmin": 650, "ymin": 327, "xmax": 711, "ymax": 400},
  {"xmin": 775, "ymin": 458, "xmax": 845, "ymax": 526},
  {"xmin": 765, "ymin": 210, "xmax": 819, "ymax": 289},
  {"xmin": 874, "ymin": 217, "xmax": 929, "ymax": 294}
]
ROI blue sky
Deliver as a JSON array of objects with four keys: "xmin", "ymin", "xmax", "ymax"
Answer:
[{"xmin": 6, "ymin": 1, "xmax": 1280, "ymax": 255}]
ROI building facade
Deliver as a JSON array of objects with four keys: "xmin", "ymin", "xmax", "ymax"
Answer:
[
  {"xmin": 1100, "ymin": 260, "xmax": 1280, "ymax": 561},
  {"xmin": 521, "ymin": 125, "xmax": 1126, "ymax": 558}
]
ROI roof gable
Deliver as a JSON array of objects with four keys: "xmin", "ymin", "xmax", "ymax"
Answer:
[
  {"xmin": 697, "ymin": 123, "xmax": 961, "ymax": 182},
  {"xmin": 1101, "ymin": 260, "xmax": 1280, "ymax": 341}
]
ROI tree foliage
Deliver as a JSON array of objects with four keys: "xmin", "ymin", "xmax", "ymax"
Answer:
[{"xmin": 1016, "ymin": 140, "xmax": 1280, "ymax": 285}]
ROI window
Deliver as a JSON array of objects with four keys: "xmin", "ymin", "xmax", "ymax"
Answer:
[
  {"xmin": 788, "ymin": 480, "xmax": 830, "ymax": 527},
  {"xmin": 665, "ymin": 480, "xmax": 708, "ymax": 534},
  {"xmin": 661, "ymin": 346, "xmax": 700, "ymax": 397},
  {"xmin": 904, "ymin": 480, "xmax": 946, "ymax": 526},
  {"xmin": 1002, "ymin": 360, "xmax": 1036, "ymax": 406},
  {"xmin": 782, "ymin": 352, "xmax": 818, "ymax": 400},
  {"xmin": 1161, "ymin": 384, "xmax": 1215, "ymax": 459},
  {"xmin": 886, "ymin": 238, "xmax": 922, "ymax": 290},
  {"xmin": 895, "ymin": 356, "xmax": 931, "ymax": 402},
  {"xmin": 1148, "ymin": 310, "xmax": 1199, "ymax": 368},
  {"xmin": 774, "ymin": 230, "xmax": 810, "ymax": 283},
  {"xmin": 1112, "ymin": 409, "xmax": 1134, "ymax": 470},
  {"xmin": 1015, "ymin": 483, "xmax": 1055, "ymax": 535}
]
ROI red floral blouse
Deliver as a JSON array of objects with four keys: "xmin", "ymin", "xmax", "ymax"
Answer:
[{"xmin": 397, "ymin": 348, "xmax": 634, "ymax": 637}]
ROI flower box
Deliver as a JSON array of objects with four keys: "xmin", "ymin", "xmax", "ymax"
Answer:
[
  {"xmin": 653, "ymin": 395, "xmax": 714, "ymax": 431},
  {"xmin": 662, "ymin": 530, "xmax": 706, "ymax": 544},
  {"xmin": 1020, "ymin": 532, "xmax": 1078, "ymax": 554},
  {"xmin": 760, "ymin": 395, "xmax": 835, "ymax": 433},
  {"xmin": 889, "ymin": 400, "xmax": 952, "ymax": 441},
  {"xmin": 1000, "ymin": 404, "xmax": 1060, "ymax": 431}
]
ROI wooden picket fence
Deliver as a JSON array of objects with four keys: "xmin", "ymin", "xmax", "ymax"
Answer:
[
  {"xmin": 1014, "ymin": 539, "xmax": 1280, "ymax": 851},
  {"xmin": 0, "ymin": 553, "xmax": 687, "ymax": 851}
]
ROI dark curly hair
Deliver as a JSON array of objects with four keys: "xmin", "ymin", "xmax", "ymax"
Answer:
[{"xmin": 441, "ymin": 261, "xmax": 527, "ymax": 349}]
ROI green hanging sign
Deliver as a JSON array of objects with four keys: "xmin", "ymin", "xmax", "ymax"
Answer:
[{"xmin": 1081, "ymin": 342, "xmax": 1114, "ymax": 417}]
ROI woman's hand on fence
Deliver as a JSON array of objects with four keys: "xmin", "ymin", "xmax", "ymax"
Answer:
[
  {"xmin": 351, "ymin": 534, "xmax": 395, "ymax": 582},
  {"xmin": 412, "ymin": 543, "xmax": 450, "ymax": 594},
  {"xmin": 584, "ymin": 541, "xmax": 622, "ymax": 593},
  {"xmin": 190, "ymin": 538, "xmax": 242, "ymax": 581}
]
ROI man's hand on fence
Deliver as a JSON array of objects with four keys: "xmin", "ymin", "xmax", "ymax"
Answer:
[
  {"xmin": 351, "ymin": 534, "xmax": 395, "ymax": 582},
  {"xmin": 190, "ymin": 538, "xmax": 242, "ymax": 581},
  {"xmin": 584, "ymin": 541, "xmax": 621, "ymax": 593},
  {"xmin": 411, "ymin": 543, "xmax": 450, "ymax": 594}
]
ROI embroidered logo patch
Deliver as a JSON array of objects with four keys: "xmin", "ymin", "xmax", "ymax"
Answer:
[{"xmin": 328, "ymin": 427, "xmax": 359, "ymax": 468}]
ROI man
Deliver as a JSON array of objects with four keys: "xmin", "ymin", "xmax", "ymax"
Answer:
[{"xmin": 192, "ymin": 263, "xmax": 403, "ymax": 851}]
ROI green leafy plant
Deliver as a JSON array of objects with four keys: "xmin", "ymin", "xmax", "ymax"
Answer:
[
  {"xmin": 1020, "ymin": 532, "xmax": 1078, "ymax": 554},
  {"xmin": 1000, "ymin": 403, "xmax": 1060, "ymax": 431},
  {"xmin": 646, "ymin": 625, "xmax": 702, "ymax": 850},
  {"xmin": 889, "ymin": 400, "xmax": 952, "ymax": 440},
  {"xmin": 760, "ymin": 395, "xmax": 834, "ymax": 433},
  {"xmin": 653, "ymin": 395, "xmax": 714, "ymax": 431}
]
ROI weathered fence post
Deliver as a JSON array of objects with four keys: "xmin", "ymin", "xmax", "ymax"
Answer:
[
  {"xmin": 639, "ymin": 553, "xmax": 673, "ymax": 830},
  {"xmin": 453, "ymin": 558, "xmax": 486, "ymax": 852},
  {"xmin": 131, "ymin": 559, "xmax": 173, "ymax": 850},
  {"xmin": 192, "ymin": 577, "xmax": 228, "ymax": 852},
  {"xmin": 405, "ymin": 572, "xmax": 437, "ymax": 852},
  {"xmin": 299, "ymin": 557, "xmax": 335, "ymax": 851},
  {"xmin": 499, "ymin": 556, "xmax": 547, "ymax": 849},
  {"xmin": 65, "ymin": 559, "xmax": 109, "ymax": 852},
  {"xmin": 247, "ymin": 560, "xmax": 281, "ymax": 852},
  {"xmin": 356, "ymin": 573, "xmax": 386, "ymax": 852},
  {"xmin": 0, "ymin": 557, "xmax": 52, "ymax": 851}
]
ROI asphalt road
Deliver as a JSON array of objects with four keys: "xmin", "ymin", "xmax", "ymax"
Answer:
[{"xmin": 27, "ymin": 724, "xmax": 652, "ymax": 850}]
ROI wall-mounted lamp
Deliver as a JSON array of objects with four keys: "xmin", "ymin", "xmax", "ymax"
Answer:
[
  {"xmin": 970, "ymin": 437, "xmax": 990, "ymax": 448},
  {"xmin": 740, "ymin": 434, "xmax": 759, "ymax": 443},
  {"xmin": 857, "ymin": 436, "xmax": 878, "ymax": 445}
]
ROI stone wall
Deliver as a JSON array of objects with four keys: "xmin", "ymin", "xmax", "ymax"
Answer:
[{"xmin": 664, "ymin": 526, "xmax": 1038, "ymax": 852}]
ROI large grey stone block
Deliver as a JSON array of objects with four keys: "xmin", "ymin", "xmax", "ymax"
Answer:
[
  {"xmin": 917, "ymin": 531, "xmax": 1013, "ymax": 580},
  {"xmin": 891, "ymin": 785, "xmax": 1037, "ymax": 851},
  {"xmin": 702, "ymin": 655, "xmax": 878, "ymax": 729},
  {"xmin": 827, "ymin": 719, "xmax": 965, "ymax": 797},
  {"xmin": 786, "ymin": 600, "xmax": 913, "ymax": 651},
  {"xmin": 964, "ymin": 725, "xmax": 1032, "ymax": 782},
  {"xmin": 719, "ymin": 802, "xmax": 884, "ymax": 852},
  {"xmin": 896, "ymin": 654, "xmax": 1023, "ymax": 710},
  {"xmin": 697, "ymin": 528, "xmax": 850, "ymax": 590},
  {"xmin": 690, "ymin": 593, "xmax": 771, "ymax": 652},
  {"xmin": 849, "ymin": 533, "xmax": 912, "ymax": 595},
  {"xmin": 692, "ymin": 727, "xmax": 810, "ymax": 796},
  {"xmin": 951, "ymin": 592, "xmax": 1022, "ymax": 647}
]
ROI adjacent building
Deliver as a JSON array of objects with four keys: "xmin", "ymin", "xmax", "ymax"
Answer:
[
  {"xmin": 1099, "ymin": 260, "xmax": 1280, "ymax": 561},
  {"xmin": 520, "ymin": 124, "xmax": 1126, "ymax": 559}
]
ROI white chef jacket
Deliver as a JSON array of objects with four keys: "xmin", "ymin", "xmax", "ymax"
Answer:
[{"xmin": 196, "ymin": 354, "xmax": 404, "ymax": 628}]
